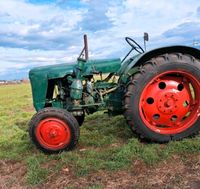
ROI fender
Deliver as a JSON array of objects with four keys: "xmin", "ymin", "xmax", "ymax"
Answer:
[{"xmin": 119, "ymin": 45, "xmax": 200, "ymax": 84}]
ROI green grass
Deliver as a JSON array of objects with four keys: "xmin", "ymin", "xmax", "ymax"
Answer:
[
  {"xmin": 26, "ymin": 155, "xmax": 50, "ymax": 185},
  {"xmin": 0, "ymin": 84, "xmax": 200, "ymax": 186}
]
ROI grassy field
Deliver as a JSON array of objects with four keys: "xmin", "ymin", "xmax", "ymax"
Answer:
[{"xmin": 0, "ymin": 83, "xmax": 200, "ymax": 188}]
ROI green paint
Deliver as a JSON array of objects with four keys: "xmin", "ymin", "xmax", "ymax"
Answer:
[
  {"xmin": 29, "ymin": 58, "xmax": 121, "ymax": 111},
  {"xmin": 29, "ymin": 44, "xmax": 200, "ymax": 115},
  {"xmin": 70, "ymin": 79, "xmax": 83, "ymax": 100}
]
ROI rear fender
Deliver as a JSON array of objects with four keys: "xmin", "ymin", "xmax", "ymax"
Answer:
[{"xmin": 119, "ymin": 45, "xmax": 200, "ymax": 84}]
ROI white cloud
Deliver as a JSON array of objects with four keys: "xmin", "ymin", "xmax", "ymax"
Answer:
[
  {"xmin": 0, "ymin": 0, "xmax": 84, "ymax": 23},
  {"xmin": 107, "ymin": 0, "xmax": 200, "ymax": 36},
  {"xmin": 0, "ymin": 0, "xmax": 86, "ymax": 50},
  {"xmin": 0, "ymin": 0, "xmax": 200, "ymax": 79},
  {"xmin": 88, "ymin": 0, "xmax": 200, "ymax": 56}
]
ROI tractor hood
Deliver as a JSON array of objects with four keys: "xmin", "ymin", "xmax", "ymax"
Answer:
[
  {"xmin": 29, "ymin": 62, "xmax": 75, "ymax": 80},
  {"xmin": 29, "ymin": 58, "xmax": 121, "ymax": 80}
]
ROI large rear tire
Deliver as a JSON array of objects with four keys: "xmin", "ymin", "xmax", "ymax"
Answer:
[
  {"xmin": 29, "ymin": 107, "xmax": 80, "ymax": 153},
  {"xmin": 124, "ymin": 53, "xmax": 200, "ymax": 142}
]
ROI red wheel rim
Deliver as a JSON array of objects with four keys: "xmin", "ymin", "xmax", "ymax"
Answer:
[
  {"xmin": 36, "ymin": 118, "xmax": 71, "ymax": 150},
  {"xmin": 139, "ymin": 70, "xmax": 200, "ymax": 135}
]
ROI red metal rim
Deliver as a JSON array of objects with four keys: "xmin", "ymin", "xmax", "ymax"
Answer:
[
  {"xmin": 36, "ymin": 118, "xmax": 71, "ymax": 150},
  {"xmin": 139, "ymin": 70, "xmax": 200, "ymax": 135}
]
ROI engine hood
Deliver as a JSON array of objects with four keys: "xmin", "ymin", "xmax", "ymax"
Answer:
[
  {"xmin": 29, "ymin": 62, "xmax": 75, "ymax": 80},
  {"xmin": 29, "ymin": 58, "xmax": 121, "ymax": 80}
]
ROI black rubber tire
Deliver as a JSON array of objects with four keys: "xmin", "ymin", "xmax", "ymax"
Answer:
[
  {"xmin": 75, "ymin": 114, "xmax": 85, "ymax": 126},
  {"xmin": 29, "ymin": 107, "xmax": 80, "ymax": 154},
  {"xmin": 124, "ymin": 53, "xmax": 200, "ymax": 142}
]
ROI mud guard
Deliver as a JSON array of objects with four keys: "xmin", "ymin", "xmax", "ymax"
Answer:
[{"xmin": 119, "ymin": 46, "xmax": 200, "ymax": 84}]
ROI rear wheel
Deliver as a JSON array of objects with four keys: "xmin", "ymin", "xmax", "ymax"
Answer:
[
  {"xmin": 29, "ymin": 107, "xmax": 80, "ymax": 153},
  {"xmin": 124, "ymin": 53, "xmax": 200, "ymax": 142}
]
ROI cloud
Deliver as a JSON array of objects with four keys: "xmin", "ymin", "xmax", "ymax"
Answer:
[
  {"xmin": 107, "ymin": 0, "xmax": 200, "ymax": 36},
  {"xmin": 0, "ymin": 46, "xmax": 79, "ymax": 80},
  {"xmin": 1, "ymin": 0, "xmax": 200, "ymax": 80},
  {"xmin": 152, "ymin": 6, "xmax": 200, "ymax": 47},
  {"xmin": 163, "ymin": 22, "xmax": 200, "ymax": 40},
  {"xmin": 197, "ymin": 6, "xmax": 200, "ymax": 17},
  {"xmin": 0, "ymin": 0, "xmax": 85, "ymax": 50},
  {"xmin": 79, "ymin": 0, "xmax": 114, "ymax": 31}
]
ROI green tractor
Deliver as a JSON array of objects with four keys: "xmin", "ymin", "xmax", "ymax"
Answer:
[{"xmin": 29, "ymin": 35, "xmax": 200, "ymax": 153}]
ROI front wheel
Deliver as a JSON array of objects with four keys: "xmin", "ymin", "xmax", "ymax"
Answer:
[
  {"xmin": 29, "ymin": 108, "xmax": 80, "ymax": 153},
  {"xmin": 124, "ymin": 53, "xmax": 200, "ymax": 142}
]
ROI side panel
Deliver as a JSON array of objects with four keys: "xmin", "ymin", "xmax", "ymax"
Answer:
[
  {"xmin": 29, "ymin": 72, "xmax": 48, "ymax": 111},
  {"xmin": 106, "ymin": 87, "xmax": 124, "ymax": 115}
]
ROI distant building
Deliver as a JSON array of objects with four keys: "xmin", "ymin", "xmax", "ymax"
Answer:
[
  {"xmin": 21, "ymin": 79, "xmax": 29, "ymax": 84},
  {"xmin": 0, "ymin": 80, "xmax": 25, "ymax": 85},
  {"xmin": 0, "ymin": 80, "xmax": 7, "ymax": 85}
]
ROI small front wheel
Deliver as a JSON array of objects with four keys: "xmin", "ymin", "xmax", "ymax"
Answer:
[{"xmin": 29, "ymin": 108, "xmax": 80, "ymax": 153}]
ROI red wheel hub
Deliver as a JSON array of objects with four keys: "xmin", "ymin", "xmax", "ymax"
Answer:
[
  {"xmin": 36, "ymin": 118, "xmax": 71, "ymax": 150},
  {"xmin": 139, "ymin": 71, "xmax": 200, "ymax": 135},
  {"xmin": 157, "ymin": 92, "xmax": 179, "ymax": 114}
]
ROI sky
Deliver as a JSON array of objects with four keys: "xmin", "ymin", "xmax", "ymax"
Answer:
[{"xmin": 0, "ymin": 0, "xmax": 200, "ymax": 80}]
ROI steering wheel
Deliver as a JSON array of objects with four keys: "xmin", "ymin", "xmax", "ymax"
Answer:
[{"xmin": 125, "ymin": 37, "xmax": 144, "ymax": 54}]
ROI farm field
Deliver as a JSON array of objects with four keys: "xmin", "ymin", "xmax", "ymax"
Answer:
[{"xmin": 0, "ymin": 83, "xmax": 200, "ymax": 189}]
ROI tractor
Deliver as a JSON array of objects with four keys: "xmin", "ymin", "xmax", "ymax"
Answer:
[{"xmin": 29, "ymin": 34, "xmax": 200, "ymax": 153}]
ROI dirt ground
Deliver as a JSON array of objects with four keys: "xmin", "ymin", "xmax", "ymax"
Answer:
[{"xmin": 0, "ymin": 154, "xmax": 200, "ymax": 189}]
